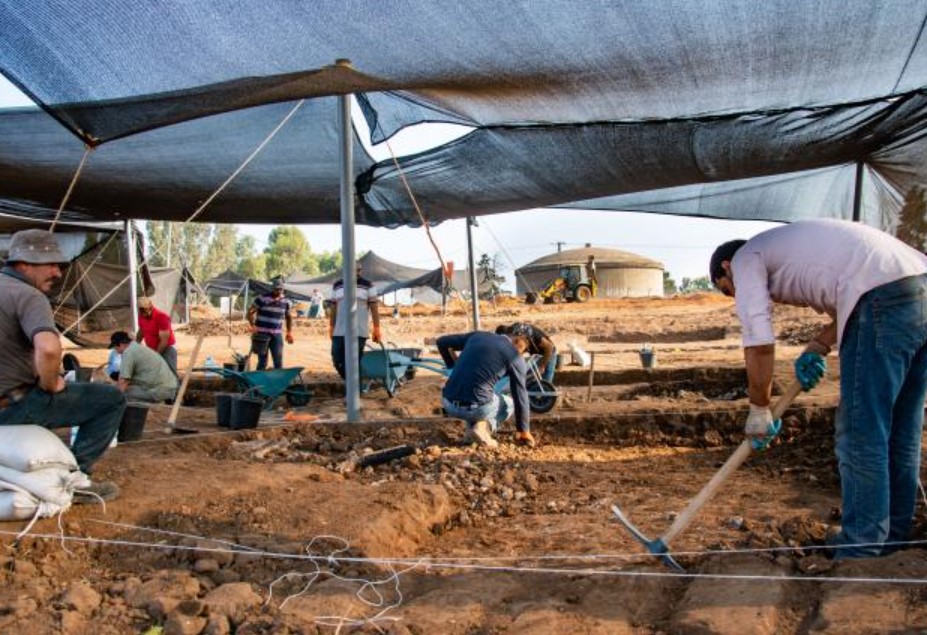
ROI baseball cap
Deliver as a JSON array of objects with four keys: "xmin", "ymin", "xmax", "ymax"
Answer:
[
  {"xmin": 108, "ymin": 331, "xmax": 133, "ymax": 348},
  {"xmin": 272, "ymin": 277, "xmax": 285, "ymax": 290},
  {"xmin": 6, "ymin": 230, "xmax": 68, "ymax": 265},
  {"xmin": 509, "ymin": 322, "xmax": 531, "ymax": 338}
]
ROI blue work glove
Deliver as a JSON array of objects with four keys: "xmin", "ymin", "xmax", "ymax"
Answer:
[
  {"xmin": 794, "ymin": 351, "xmax": 826, "ymax": 391},
  {"xmin": 745, "ymin": 405, "xmax": 782, "ymax": 451}
]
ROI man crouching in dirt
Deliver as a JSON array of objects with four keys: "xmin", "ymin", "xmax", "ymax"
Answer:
[
  {"xmin": 709, "ymin": 219, "xmax": 927, "ymax": 560},
  {"xmin": 437, "ymin": 329, "xmax": 536, "ymax": 448}
]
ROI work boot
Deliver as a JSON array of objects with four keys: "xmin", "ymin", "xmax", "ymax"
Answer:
[
  {"xmin": 73, "ymin": 481, "xmax": 120, "ymax": 505},
  {"xmin": 514, "ymin": 431, "xmax": 537, "ymax": 448},
  {"xmin": 466, "ymin": 421, "xmax": 499, "ymax": 449}
]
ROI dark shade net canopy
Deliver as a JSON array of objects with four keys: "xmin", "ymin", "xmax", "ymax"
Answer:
[
  {"xmin": 0, "ymin": 101, "xmax": 376, "ymax": 225},
  {"xmin": 2, "ymin": 1, "xmax": 927, "ymax": 230},
  {"xmin": 362, "ymin": 91, "xmax": 927, "ymax": 229},
  {"xmin": 4, "ymin": 1, "xmax": 927, "ymax": 145}
]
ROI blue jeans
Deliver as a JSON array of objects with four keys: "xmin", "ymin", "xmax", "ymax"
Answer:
[
  {"xmin": 331, "ymin": 336, "xmax": 367, "ymax": 380},
  {"xmin": 256, "ymin": 333, "xmax": 284, "ymax": 370},
  {"xmin": 0, "ymin": 382, "xmax": 125, "ymax": 474},
  {"xmin": 442, "ymin": 393, "xmax": 513, "ymax": 432},
  {"xmin": 542, "ymin": 347, "xmax": 558, "ymax": 382},
  {"xmin": 833, "ymin": 274, "xmax": 927, "ymax": 559}
]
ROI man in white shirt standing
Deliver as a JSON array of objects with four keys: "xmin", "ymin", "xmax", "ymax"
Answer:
[
  {"xmin": 328, "ymin": 264, "xmax": 381, "ymax": 381},
  {"xmin": 710, "ymin": 219, "xmax": 927, "ymax": 560}
]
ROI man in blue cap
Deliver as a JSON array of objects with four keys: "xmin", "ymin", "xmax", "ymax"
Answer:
[{"xmin": 0, "ymin": 230, "xmax": 124, "ymax": 502}]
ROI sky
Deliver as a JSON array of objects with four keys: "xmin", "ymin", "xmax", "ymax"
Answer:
[{"xmin": 0, "ymin": 75, "xmax": 780, "ymax": 288}]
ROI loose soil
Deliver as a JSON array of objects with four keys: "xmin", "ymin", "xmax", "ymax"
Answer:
[{"xmin": 1, "ymin": 294, "xmax": 925, "ymax": 634}]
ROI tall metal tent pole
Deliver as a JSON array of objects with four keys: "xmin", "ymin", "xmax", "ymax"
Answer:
[
  {"xmin": 337, "ymin": 60, "xmax": 361, "ymax": 423},
  {"xmin": 466, "ymin": 216, "xmax": 481, "ymax": 330},
  {"xmin": 126, "ymin": 220, "xmax": 139, "ymax": 335},
  {"xmin": 852, "ymin": 161, "xmax": 865, "ymax": 223},
  {"xmin": 242, "ymin": 281, "xmax": 250, "ymax": 321}
]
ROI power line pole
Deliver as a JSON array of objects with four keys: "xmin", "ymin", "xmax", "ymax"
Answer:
[{"xmin": 551, "ymin": 241, "xmax": 566, "ymax": 253}]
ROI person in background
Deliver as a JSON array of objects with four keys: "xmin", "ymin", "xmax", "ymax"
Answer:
[
  {"xmin": 109, "ymin": 331, "xmax": 178, "ymax": 404},
  {"xmin": 309, "ymin": 288, "xmax": 325, "ymax": 319},
  {"xmin": 247, "ymin": 276, "xmax": 294, "ymax": 370},
  {"xmin": 495, "ymin": 322, "xmax": 557, "ymax": 382},
  {"xmin": 0, "ymin": 229, "xmax": 124, "ymax": 502},
  {"xmin": 585, "ymin": 254, "xmax": 598, "ymax": 296},
  {"xmin": 437, "ymin": 329, "xmax": 535, "ymax": 448},
  {"xmin": 136, "ymin": 296, "xmax": 178, "ymax": 373},
  {"xmin": 106, "ymin": 346, "xmax": 122, "ymax": 381},
  {"xmin": 328, "ymin": 265, "xmax": 381, "ymax": 380},
  {"xmin": 709, "ymin": 219, "xmax": 927, "ymax": 560}
]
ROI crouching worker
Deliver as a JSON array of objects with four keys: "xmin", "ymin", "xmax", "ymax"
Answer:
[
  {"xmin": 109, "ymin": 331, "xmax": 179, "ymax": 404},
  {"xmin": 437, "ymin": 330, "xmax": 536, "ymax": 448},
  {"xmin": 0, "ymin": 230, "xmax": 124, "ymax": 501}
]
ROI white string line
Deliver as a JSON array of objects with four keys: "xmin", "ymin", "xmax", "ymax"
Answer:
[
  {"xmin": 80, "ymin": 517, "xmax": 927, "ymax": 564},
  {"xmin": 49, "ymin": 145, "xmax": 94, "ymax": 232},
  {"xmin": 2, "ymin": 529, "xmax": 927, "ymax": 586}
]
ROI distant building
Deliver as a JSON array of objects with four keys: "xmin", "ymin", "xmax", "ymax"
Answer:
[{"xmin": 515, "ymin": 245, "xmax": 665, "ymax": 298}]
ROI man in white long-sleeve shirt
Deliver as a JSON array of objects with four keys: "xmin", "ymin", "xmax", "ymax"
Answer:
[{"xmin": 710, "ymin": 219, "xmax": 927, "ymax": 559}]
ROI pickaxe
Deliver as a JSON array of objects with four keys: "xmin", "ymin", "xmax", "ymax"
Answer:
[{"xmin": 612, "ymin": 379, "xmax": 803, "ymax": 570}]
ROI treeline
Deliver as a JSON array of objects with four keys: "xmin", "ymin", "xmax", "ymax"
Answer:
[{"xmin": 145, "ymin": 223, "xmax": 343, "ymax": 283}]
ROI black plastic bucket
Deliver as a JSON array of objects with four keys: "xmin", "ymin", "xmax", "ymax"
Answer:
[
  {"xmin": 118, "ymin": 403, "xmax": 149, "ymax": 441},
  {"xmin": 230, "ymin": 396, "xmax": 263, "ymax": 429},
  {"xmin": 250, "ymin": 333, "xmax": 272, "ymax": 356},
  {"xmin": 215, "ymin": 393, "xmax": 235, "ymax": 427}
]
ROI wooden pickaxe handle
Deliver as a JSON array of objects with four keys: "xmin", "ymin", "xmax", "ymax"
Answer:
[{"xmin": 661, "ymin": 379, "xmax": 803, "ymax": 546}]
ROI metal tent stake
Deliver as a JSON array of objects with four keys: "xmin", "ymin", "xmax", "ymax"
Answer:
[{"xmin": 612, "ymin": 380, "xmax": 802, "ymax": 570}]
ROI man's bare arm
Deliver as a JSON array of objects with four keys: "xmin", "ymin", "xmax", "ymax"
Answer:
[
  {"xmin": 33, "ymin": 331, "xmax": 64, "ymax": 393},
  {"xmin": 744, "ymin": 343, "xmax": 775, "ymax": 407}
]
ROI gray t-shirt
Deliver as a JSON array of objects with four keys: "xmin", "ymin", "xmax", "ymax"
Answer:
[
  {"xmin": 0, "ymin": 268, "xmax": 59, "ymax": 394},
  {"xmin": 120, "ymin": 342, "xmax": 178, "ymax": 398}
]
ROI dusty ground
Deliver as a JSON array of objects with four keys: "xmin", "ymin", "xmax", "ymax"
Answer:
[{"xmin": 1, "ymin": 294, "xmax": 925, "ymax": 634}]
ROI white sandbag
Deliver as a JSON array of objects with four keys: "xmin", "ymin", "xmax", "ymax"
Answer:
[
  {"xmin": 568, "ymin": 341, "xmax": 591, "ymax": 368},
  {"xmin": 0, "ymin": 465, "xmax": 87, "ymax": 508},
  {"xmin": 0, "ymin": 425, "xmax": 78, "ymax": 472},
  {"xmin": 0, "ymin": 487, "xmax": 50, "ymax": 521}
]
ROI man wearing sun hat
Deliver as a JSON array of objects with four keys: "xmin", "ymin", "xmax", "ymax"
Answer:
[
  {"xmin": 0, "ymin": 230, "xmax": 124, "ymax": 502},
  {"xmin": 136, "ymin": 295, "xmax": 177, "ymax": 373}
]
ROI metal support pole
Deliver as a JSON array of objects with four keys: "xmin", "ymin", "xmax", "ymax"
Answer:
[
  {"xmin": 166, "ymin": 222, "xmax": 173, "ymax": 268},
  {"xmin": 337, "ymin": 59, "xmax": 361, "ymax": 423},
  {"xmin": 466, "ymin": 216, "xmax": 481, "ymax": 330},
  {"xmin": 852, "ymin": 161, "xmax": 864, "ymax": 223},
  {"xmin": 126, "ymin": 220, "xmax": 139, "ymax": 335}
]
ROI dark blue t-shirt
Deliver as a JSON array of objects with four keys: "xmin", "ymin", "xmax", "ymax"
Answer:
[{"xmin": 438, "ymin": 331, "xmax": 529, "ymax": 429}]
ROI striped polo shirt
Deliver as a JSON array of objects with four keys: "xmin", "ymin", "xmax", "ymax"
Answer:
[
  {"xmin": 331, "ymin": 276, "xmax": 377, "ymax": 338},
  {"xmin": 251, "ymin": 293, "xmax": 293, "ymax": 334}
]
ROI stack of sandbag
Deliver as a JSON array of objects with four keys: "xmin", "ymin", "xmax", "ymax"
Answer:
[{"xmin": 0, "ymin": 425, "xmax": 89, "ymax": 521}]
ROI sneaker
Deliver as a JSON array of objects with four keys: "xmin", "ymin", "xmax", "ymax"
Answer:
[
  {"xmin": 514, "ymin": 431, "xmax": 537, "ymax": 448},
  {"xmin": 73, "ymin": 481, "xmax": 120, "ymax": 505},
  {"xmin": 468, "ymin": 420, "xmax": 499, "ymax": 449}
]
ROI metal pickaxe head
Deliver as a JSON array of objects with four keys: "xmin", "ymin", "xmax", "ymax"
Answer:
[{"xmin": 611, "ymin": 504, "xmax": 684, "ymax": 571}]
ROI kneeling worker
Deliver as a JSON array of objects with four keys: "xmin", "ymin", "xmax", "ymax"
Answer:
[
  {"xmin": 437, "ymin": 329, "xmax": 535, "ymax": 448},
  {"xmin": 109, "ymin": 331, "xmax": 178, "ymax": 404}
]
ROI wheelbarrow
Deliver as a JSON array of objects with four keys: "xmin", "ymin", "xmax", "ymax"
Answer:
[
  {"xmin": 360, "ymin": 343, "xmax": 560, "ymax": 414},
  {"xmin": 196, "ymin": 366, "xmax": 312, "ymax": 410}
]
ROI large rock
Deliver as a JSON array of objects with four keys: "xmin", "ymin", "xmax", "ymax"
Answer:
[
  {"xmin": 125, "ymin": 570, "xmax": 201, "ymax": 620},
  {"xmin": 203, "ymin": 583, "xmax": 262, "ymax": 625},
  {"xmin": 59, "ymin": 582, "xmax": 101, "ymax": 615}
]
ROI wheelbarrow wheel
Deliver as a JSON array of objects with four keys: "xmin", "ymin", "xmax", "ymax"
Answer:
[{"xmin": 526, "ymin": 379, "xmax": 558, "ymax": 414}]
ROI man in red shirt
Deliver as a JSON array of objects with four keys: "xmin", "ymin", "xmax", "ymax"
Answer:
[{"xmin": 135, "ymin": 296, "xmax": 177, "ymax": 373}]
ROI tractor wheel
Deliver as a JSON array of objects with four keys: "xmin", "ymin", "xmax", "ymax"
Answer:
[
  {"xmin": 574, "ymin": 285, "xmax": 593, "ymax": 303},
  {"xmin": 525, "ymin": 292, "xmax": 538, "ymax": 305}
]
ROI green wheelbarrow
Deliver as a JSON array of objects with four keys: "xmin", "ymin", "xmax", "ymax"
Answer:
[{"xmin": 197, "ymin": 366, "xmax": 312, "ymax": 410}]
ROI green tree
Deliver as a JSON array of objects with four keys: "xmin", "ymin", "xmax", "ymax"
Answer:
[
  {"xmin": 315, "ymin": 250, "xmax": 342, "ymax": 274},
  {"xmin": 679, "ymin": 276, "xmax": 713, "ymax": 294},
  {"xmin": 264, "ymin": 226, "xmax": 312, "ymax": 278},
  {"xmin": 234, "ymin": 235, "xmax": 266, "ymax": 280},
  {"xmin": 477, "ymin": 253, "xmax": 505, "ymax": 298},
  {"xmin": 896, "ymin": 185, "xmax": 927, "ymax": 252},
  {"xmin": 145, "ymin": 221, "xmax": 170, "ymax": 267},
  {"xmin": 663, "ymin": 270, "xmax": 677, "ymax": 295},
  {"xmin": 202, "ymin": 224, "xmax": 238, "ymax": 280}
]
